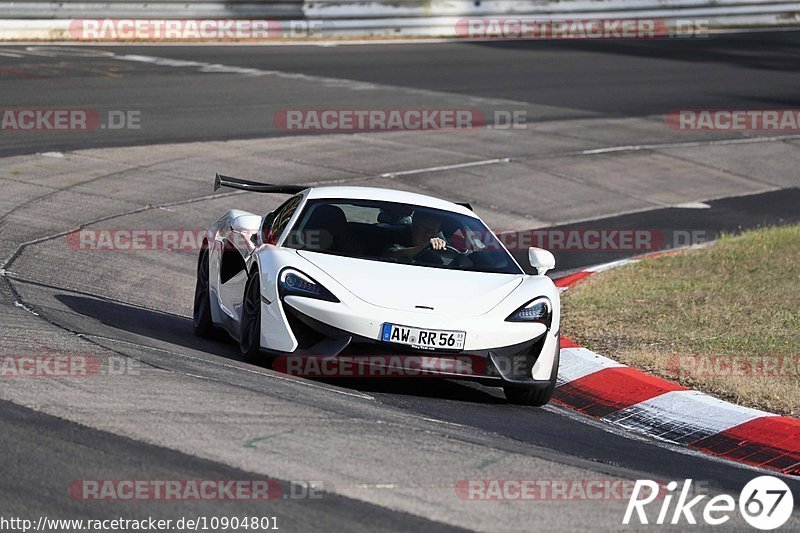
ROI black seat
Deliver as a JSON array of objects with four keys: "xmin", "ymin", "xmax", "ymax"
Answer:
[{"xmin": 303, "ymin": 205, "xmax": 363, "ymax": 255}]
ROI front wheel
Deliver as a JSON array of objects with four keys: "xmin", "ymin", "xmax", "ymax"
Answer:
[
  {"xmin": 503, "ymin": 338, "xmax": 560, "ymax": 407},
  {"xmin": 240, "ymin": 271, "xmax": 264, "ymax": 363}
]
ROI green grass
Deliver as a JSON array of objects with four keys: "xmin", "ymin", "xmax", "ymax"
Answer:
[{"xmin": 562, "ymin": 224, "xmax": 800, "ymax": 415}]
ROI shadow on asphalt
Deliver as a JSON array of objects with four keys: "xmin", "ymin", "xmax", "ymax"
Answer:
[
  {"xmin": 318, "ymin": 376, "xmax": 507, "ymax": 404},
  {"xmin": 464, "ymin": 31, "xmax": 800, "ymax": 74},
  {"xmin": 56, "ymin": 293, "xmax": 240, "ymax": 357},
  {"xmin": 55, "ymin": 293, "xmax": 507, "ymax": 405}
]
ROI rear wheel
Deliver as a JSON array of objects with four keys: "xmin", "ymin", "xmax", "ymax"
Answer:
[
  {"xmin": 193, "ymin": 247, "xmax": 213, "ymax": 337},
  {"xmin": 504, "ymin": 338, "xmax": 560, "ymax": 407},
  {"xmin": 240, "ymin": 271, "xmax": 263, "ymax": 363}
]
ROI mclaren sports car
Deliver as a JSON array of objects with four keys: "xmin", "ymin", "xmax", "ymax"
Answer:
[{"xmin": 194, "ymin": 174, "xmax": 560, "ymax": 405}]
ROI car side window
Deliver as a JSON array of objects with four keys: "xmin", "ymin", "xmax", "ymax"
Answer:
[{"xmin": 263, "ymin": 195, "xmax": 302, "ymax": 245}]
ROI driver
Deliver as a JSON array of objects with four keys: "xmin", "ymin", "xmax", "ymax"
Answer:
[{"xmin": 386, "ymin": 211, "xmax": 447, "ymax": 259}]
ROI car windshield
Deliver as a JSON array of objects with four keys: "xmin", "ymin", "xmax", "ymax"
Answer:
[{"xmin": 284, "ymin": 198, "xmax": 523, "ymax": 275}]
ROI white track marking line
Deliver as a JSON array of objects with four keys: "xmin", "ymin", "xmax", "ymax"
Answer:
[
  {"xmin": 415, "ymin": 415, "xmax": 468, "ymax": 428},
  {"xmin": 111, "ymin": 52, "xmax": 532, "ymax": 106},
  {"xmin": 674, "ymin": 201, "xmax": 712, "ymax": 208},
  {"xmin": 13, "ymin": 300, "xmax": 39, "ymax": 315},
  {"xmin": 580, "ymin": 133, "xmax": 800, "ymax": 155},
  {"xmin": 380, "ymin": 157, "xmax": 511, "ymax": 178},
  {"xmin": 585, "ymin": 258, "xmax": 640, "ymax": 273}
]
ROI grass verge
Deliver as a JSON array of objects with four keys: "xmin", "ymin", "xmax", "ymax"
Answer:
[{"xmin": 562, "ymin": 224, "xmax": 800, "ymax": 416}]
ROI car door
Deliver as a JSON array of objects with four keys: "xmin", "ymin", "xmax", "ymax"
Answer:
[{"xmin": 214, "ymin": 212, "xmax": 262, "ymax": 334}]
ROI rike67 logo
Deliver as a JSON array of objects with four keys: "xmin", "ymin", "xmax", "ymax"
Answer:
[{"xmin": 623, "ymin": 477, "xmax": 794, "ymax": 529}]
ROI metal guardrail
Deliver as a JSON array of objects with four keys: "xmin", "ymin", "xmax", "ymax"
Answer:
[
  {"xmin": 304, "ymin": 0, "xmax": 800, "ymax": 19},
  {"xmin": 308, "ymin": 0, "xmax": 800, "ymax": 36},
  {"xmin": 2, "ymin": 1, "xmax": 303, "ymax": 19},
  {"xmin": 0, "ymin": 0, "xmax": 797, "ymax": 39}
]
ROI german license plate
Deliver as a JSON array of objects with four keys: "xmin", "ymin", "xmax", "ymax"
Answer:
[{"xmin": 381, "ymin": 323, "xmax": 465, "ymax": 351}]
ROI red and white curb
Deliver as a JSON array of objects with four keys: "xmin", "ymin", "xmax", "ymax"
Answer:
[{"xmin": 554, "ymin": 255, "xmax": 800, "ymax": 476}]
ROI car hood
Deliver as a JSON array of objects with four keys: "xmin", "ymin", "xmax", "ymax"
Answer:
[{"xmin": 297, "ymin": 251, "xmax": 524, "ymax": 317}]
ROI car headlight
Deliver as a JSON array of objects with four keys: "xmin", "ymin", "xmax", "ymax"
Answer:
[
  {"xmin": 506, "ymin": 297, "xmax": 552, "ymax": 326},
  {"xmin": 279, "ymin": 269, "xmax": 339, "ymax": 302}
]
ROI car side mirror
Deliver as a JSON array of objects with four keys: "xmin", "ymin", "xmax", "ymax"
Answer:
[
  {"xmin": 231, "ymin": 214, "xmax": 262, "ymax": 233},
  {"xmin": 528, "ymin": 247, "xmax": 555, "ymax": 275}
]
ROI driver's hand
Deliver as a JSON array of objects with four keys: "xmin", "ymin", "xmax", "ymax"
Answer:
[{"xmin": 430, "ymin": 237, "xmax": 447, "ymax": 250}]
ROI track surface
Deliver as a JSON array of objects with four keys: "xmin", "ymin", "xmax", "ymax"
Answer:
[
  {"xmin": 0, "ymin": 399, "xmax": 465, "ymax": 532},
  {"xmin": 1, "ymin": 33, "xmax": 799, "ymax": 531},
  {"xmin": 0, "ymin": 31, "xmax": 799, "ymax": 155}
]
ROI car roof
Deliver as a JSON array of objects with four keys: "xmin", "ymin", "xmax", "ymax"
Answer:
[{"xmin": 304, "ymin": 186, "xmax": 477, "ymax": 218}]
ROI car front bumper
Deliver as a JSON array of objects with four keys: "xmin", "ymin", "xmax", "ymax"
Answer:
[{"xmin": 273, "ymin": 301, "xmax": 559, "ymax": 388}]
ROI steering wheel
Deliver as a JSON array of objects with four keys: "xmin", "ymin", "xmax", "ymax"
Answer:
[{"xmin": 412, "ymin": 243, "xmax": 469, "ymax": 265}]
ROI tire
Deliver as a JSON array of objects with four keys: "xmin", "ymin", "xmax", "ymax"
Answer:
[
  {"xmin": 193, "ymin": 247, "xmax": 214, "ymax": 338},
  {"xmin": 504, "ymin": 337, "xmax": 560, "ymax": 407},
  {"xmin": 240, "ymin": 270, "xmax": 263, "ymax": 363}
]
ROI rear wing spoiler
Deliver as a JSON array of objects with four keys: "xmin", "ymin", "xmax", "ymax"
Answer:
[
  {"xmin": 214, "ymin": 173, "xmax": 474, "ymax": 210},
  {"xmin": 214, "ymin": 173, "xmax": 307, "ymax": 194}
]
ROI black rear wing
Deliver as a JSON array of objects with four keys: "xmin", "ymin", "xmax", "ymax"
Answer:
[
  {"xmin": 214, "ymin": 173, "xmax": 308, "ymax": 194},
  {"xmin": 214, "ymin": 173, "xmax": 474, "ymax": 209}
]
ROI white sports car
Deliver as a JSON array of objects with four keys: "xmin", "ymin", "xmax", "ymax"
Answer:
[{"xmin": 194, "ymin": 174, "xmax": 560, "ymax": 406}]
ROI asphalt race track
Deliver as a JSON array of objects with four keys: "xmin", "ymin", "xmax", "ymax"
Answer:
[
  {"xmin": 1, "ymin": 31, "xmax": 800, "ymax": 156},
  {"xmin": 1, "ymin": 33, "xmax": 800, "ymax": 531}
]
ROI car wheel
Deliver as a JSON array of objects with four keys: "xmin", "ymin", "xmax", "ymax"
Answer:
[
  {"xmin": 503, "ymin": 338, "xmax": 560, "ymax": 407},
  {"xmin": 240, "ymin": 270, "xmax": 263, "ymax": 363},
  {"xmin": 193, "ymin": 247, "xmax": 214, "ymax": 337}
]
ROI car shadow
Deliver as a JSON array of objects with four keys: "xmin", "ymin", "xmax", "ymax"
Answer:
[
  {"xmin": 316, "ymin": 376, "xmax": 507, "ymax": 404},
  {"xmin": 55, "ymin": 293, "xmax": 506, "ymax": 405},
  {"xmin": 55, "ymin": 293, "xmax": 241, "ymax": 359}
]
